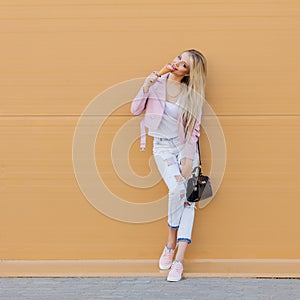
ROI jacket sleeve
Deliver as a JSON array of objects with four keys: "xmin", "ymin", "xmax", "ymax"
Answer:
[
  {"xmin": 182, "ymin": 110, "xmax": 202, "ymax": 160},
  {"xmin": 130, "ymin": 85, "xmax": 150, "ymax": 116}
]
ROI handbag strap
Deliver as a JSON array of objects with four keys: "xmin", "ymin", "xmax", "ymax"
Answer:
[{"xmin": 197, "ymin": 140, "xmax": 203, "ymax": 174}]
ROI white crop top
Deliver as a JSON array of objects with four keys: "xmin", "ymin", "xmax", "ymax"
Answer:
[{"xmin": 148, "ymin": 101, "xmax": 179, "ymax": 139}]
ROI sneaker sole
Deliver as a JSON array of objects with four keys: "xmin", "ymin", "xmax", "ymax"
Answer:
[
  {"xmin": 159, "ymin": 262, "xmax": 172, "ymax": 270},
  {"xmin": 167, "ymin": 276, "xmax": 182, "ymax": 282}
]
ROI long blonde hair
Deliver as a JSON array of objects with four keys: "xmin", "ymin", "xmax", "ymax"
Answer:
[{"xmin": 179, "ymin": 49, "xmax": 207, "ymax": 139}]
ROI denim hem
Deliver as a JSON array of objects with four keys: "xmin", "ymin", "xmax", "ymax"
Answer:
[
  {"xmin": 168, "ymin": 223, "xmax": 179, "ymax": 229},
  {"xmin": 177, "ymin": 238, "xmax": 191, "ymax": 244}
]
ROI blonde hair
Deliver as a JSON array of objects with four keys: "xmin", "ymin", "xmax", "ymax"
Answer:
[{"xmin": 179, "ymin": 49, "xmax": 207, "ymax": 140}]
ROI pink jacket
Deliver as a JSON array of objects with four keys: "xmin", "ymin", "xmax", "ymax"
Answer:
[{"xmin": 130, "ymin": 73, "xmax": 202, "ymax": 160}]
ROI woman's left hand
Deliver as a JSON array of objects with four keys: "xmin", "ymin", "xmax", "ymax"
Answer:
[{"xmin": 180, "ymin": 158, "xmax": 193, "ymax": 180}]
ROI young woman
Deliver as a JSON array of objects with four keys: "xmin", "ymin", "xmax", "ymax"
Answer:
[{"xmin": 131, "ymin": 49, "xmax": 207, "ymax": 281}]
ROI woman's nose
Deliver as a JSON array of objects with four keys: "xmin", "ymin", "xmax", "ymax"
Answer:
[{"xmin": 173, "ymin": 62, "xmax": 179, "ymax": 69}]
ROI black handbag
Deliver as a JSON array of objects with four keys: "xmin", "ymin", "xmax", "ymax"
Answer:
[{"xmin": 186, "ymin": 141, "xmax": 213, "ymax": 202}]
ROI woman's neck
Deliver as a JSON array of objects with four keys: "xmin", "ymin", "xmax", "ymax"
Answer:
[{"xmin": 168, "ymin": 73, "xmax": 184, "ymax": 82}]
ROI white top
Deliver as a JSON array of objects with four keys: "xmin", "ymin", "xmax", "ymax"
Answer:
[{"xmin": 148, "ymin": 100, "xmax": 179, "ymax": 139}]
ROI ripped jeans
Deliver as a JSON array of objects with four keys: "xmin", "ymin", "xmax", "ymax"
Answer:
[{"xmin": 153, "ymin": 136, "xmax": 199, "ymax": 244}]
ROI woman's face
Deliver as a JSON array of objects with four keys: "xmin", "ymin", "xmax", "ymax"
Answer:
[{"xmin": 171, "ymin": 52, "xmax": 190, "ymax": 77}]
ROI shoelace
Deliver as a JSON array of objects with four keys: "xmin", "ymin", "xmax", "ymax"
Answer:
[
  {"xmin": 171, "ymin": 262, "xmax": 182, "ymax": 271},
  {"xmin": 163, "ymin": 249, "xmax": 174, "ymax": 259}
]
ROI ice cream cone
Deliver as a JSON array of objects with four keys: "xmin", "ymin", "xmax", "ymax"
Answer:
[{"xmin": 157, "ymin": 64, "xmax": 174, "ymax": 77}]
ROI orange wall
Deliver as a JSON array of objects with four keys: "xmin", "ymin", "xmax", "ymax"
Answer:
[{"xmin": 1, "ymin": 0, "xmax": 300, "ymax": 261}]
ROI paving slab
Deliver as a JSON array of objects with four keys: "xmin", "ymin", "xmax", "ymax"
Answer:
[{"xmin": 1, "ymin": 277, "xmax": 300, "ymax": 300}]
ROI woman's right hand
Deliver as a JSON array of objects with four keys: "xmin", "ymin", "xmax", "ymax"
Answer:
[{"xmin": 143, "ymin": 71, "xmax": 159, "ymax": 93}]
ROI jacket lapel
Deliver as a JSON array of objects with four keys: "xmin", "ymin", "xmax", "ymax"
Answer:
[{"xmin": 153, "ymin": 74, "xmax": 168, "ymax": 102}]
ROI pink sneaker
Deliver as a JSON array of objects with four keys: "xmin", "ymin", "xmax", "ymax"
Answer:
[
  {"xmin": 167, "ymin": 260, "xmax": 183, "ymax": 282},
  {"xmin": 159, "ymin": 246, "xmax": 175, "ymax": 270}
]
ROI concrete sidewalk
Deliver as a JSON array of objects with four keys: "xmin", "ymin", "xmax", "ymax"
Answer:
[{"xmin": 0, "ymin": 277, "xmax": 300, "ymax": 299}]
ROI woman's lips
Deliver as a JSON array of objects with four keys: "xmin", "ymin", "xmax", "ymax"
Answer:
[{"xmin": 170, "ymin": 64, "xmax": 177, "ymax": 71}]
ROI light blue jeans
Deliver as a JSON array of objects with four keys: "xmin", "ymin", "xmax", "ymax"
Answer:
[{"xmin": 153, "ymin": 136, "xmax": 199, "ymax": 244}]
